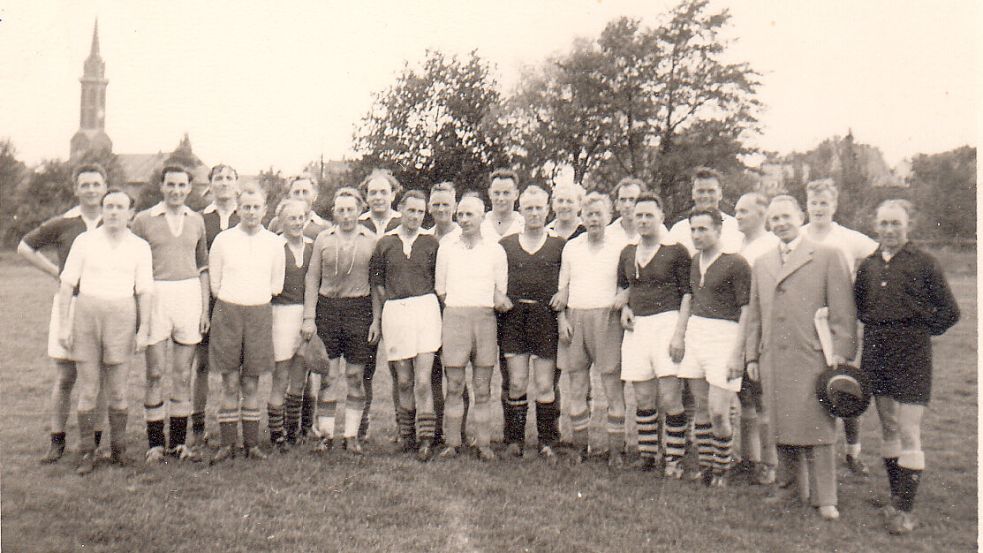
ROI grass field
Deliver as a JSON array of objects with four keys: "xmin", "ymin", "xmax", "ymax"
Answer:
[{"xmin": 0, "ymin": 250, "xmax": 976, "ymax": 552}]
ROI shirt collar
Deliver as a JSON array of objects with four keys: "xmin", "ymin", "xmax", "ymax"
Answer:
[
  {"xmin": 781, "ymin": 234, "xmax": 803, "ymax": 253},
  {"xmin": 149, "ymin": 202, "xmax": 192, "ymax": 217},
  {"xmin": 202, "ymin": 202, "xmax": 237, "ymax": 215},
  {"xmin": 308, "ymin": 212, "xmax": 328, "ymax": 226},
  {"xmin": 328, "ymin": 224, "xmax": 373, "ymax": 238}
]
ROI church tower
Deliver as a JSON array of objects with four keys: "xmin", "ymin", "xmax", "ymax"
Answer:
[{"xmin": 70, "ymin": 20, "xmax": 113, "ymax": 161}]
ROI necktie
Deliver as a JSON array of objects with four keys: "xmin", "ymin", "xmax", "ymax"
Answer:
[{"xmin": 779, "ymin": 243, "xmax": 790, "ymax": 265}]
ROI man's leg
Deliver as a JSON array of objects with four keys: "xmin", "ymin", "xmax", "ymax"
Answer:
[
  {"xmin": 211, "ymin": 371, "xmax": 241, "ymax": 465},
  {"xmin": 472, "ymin": 365, "xmax": 495, "ymax": 461},
  {"xmin": 314, "ymin": 360, "xmax": 340, "ymax": 452},
  {"xmin": 74, "ymin": 358, "xmax": 101, "ymax": 475},
  {"xmin": 268, "ymin": 358, "xmax": 291, "ymax": 448},
  {"xmin": 708, "ymin": 385, "xmax": 737, "ymax": 486},
  {"xmin": 687, "ymin": 378, "xmax": 714, "ymax": 484},
  {"xmin": 738, "ymin": 383, "xmax": 760, "ymax": 468},
  {"xmin": 844, "ymin": 416, "xmax": 868, "ymax": 476},
  {"xmin": 412, "ymin": 352, "xmax": 437, "ymax": 461},
  {"xmin": 439, "ymin": 366, "xmax": 467, "ymax": 457},
  {"xmin": 283, "ymin": 355, "xmax": 307, "ymax": 445},
  {"xmin": 504, "ymin": 354, "xmax": 531, "ymax": 456},
  {"xmin": 658, "ymin": 376, "xmax": 687, "ymax": 478},
  {"xmin": 143, "ymin": 341, "xmax": 168, "ymax": 463},
  {"xmin": 874, "ymin": 396, "xmax": 902, "ymax": 513},
  {"xmin": 168, "ymin": 343, "xmax": 197, "ymax": 459},
  {"xmin": 240, "ymin": 375, "xmax": 264, "ymax": 459},
  {"xmin": 342, "ymin": 361, "xmax": 366, "ymax": 454},
  {"xmin": 394, "ymin": 359, "xmax": 416, "ymax": 451},
  {"xmin": 599, "ymin": 368, "xmax": 626, "ymax": 468},
  {"xmin": 567, "ymin": 369, "xmax": 591, "ymax": 463},
  {"xmin": 807, "ymin": 444, "xmax": 838, "ymax": 518},
  {"xmin": 40, "ymin": 359, "xmax": 77, "ymax": 463},
  {"xmin": 431, "ymin": 353, "xmax": 445, "ymax": 445},
  {"xmin": 532, "ymin": 357, "xmax": 559, "ymax": 464},
  {"xmin": 757, "ymin": 392, "xmax": 778, "ymax": 485},
  {"xmin": 359, "ymin": 345, "xmax": 378, "ymax": 441},
  {"xmin": 190, "ymin": 343, "xmax": 209, "ymax": 445},
  {"xmin": 105, "ymin": 362, "xmax": 130, "ymax": 465},
  {"xmin": 633, "ymin": 378, "xmax": 661, "ymax": 471},
  {"xmin": 890, "ymin": 402, "xmax": 925, "ymax": 533}
]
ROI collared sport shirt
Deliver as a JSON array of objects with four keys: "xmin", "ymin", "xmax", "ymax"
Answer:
[
  {"xmin": 273, "ymin": 237, "xmax": 313, "ymax": 306},
  {"xmin": 436, "ymin": 235, "xmax": 508, "ymax": 308},
  {"xmin": 617, "ymin": 241, "xmax": 692, "ymax": 317},
  {"xmin": 308, "ymin": 225, "xmax": 378, "ymax": 307},
  {"xmin": 131, "ymin": 203, "xmax": 208, "ymax": 281},
  {"xmin": 61, "ymin": 227, "xmax": 154, "ymax": 300},
  {"xmin": 201, "ymin": 203, "xmax": 240, "ymax": 250},
  {"xmin": 369, "ymin": 231, "xmax": 440, "ymax": 300},
  {"xmin": 480, "ymin": 212, "xmax": 524, "ymax": 241},
  {"xmin": 209, "ymin": 226, "xmax": 286, "ymax": 306},
  {"xmin": 854, "ymin": 242, "xmax": 960, "ymax": 335},
  {"xmin": 689, "ymin": 252, "xmax": 751, "ymax": 322},
  {"xmin": 22, "ymin": 206, "xmax": 102, "ymax": 273},
  {"xmin": 669, "ymin": 212, "xmax": 743, "ymax": 256},
  {"xmin": 559, "ymin": 234, "xmax": 624, "ymax": 310},
  {"xmin": 359, "ymin": 210, "xmax": 401, "ymax": 238},
  {"xmin": 499, "ymin": 233, "xmax": 565, "ymax": 304}
]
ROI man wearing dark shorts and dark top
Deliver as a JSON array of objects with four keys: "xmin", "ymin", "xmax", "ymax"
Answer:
[
  {"xmin": 499, "ymin": 185, "xmax": 566, "ymax": 464},
  {"xmin": 854, "ymin": 199, "xmax": 959, "ymax": 535}
]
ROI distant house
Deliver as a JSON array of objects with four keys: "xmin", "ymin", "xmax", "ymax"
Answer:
[{"xmin": 116, "ymin": 152, "xmax": 209, "ymax": 201}]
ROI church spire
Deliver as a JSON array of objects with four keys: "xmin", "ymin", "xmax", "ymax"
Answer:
[
  {"xmin": 83, "ymin": 19, "xmax": 105, "ymax": 79},
  {"xmin": 72, "ymin": 18, "xmax": 112, "ymax": 160},
  {"xmin": 90, "ymin": 19, "xmax": 100, "ymax": 57}
]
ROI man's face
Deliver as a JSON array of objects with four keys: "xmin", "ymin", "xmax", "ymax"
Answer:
[
  {"xmin": 735, "ymin": 195, "xmax": 764, "ymax": 235},
  {"xmin": 456, "ymin": 198, "xmax": 483, "ymax": 237},
  {"xmin": 767, "ymin": 201, "xmax": 803, "ymax": 243},
  {"xmin": 289, "ymin": 180, "xmax": 316, "ymax": 212},
  {"xmin": 160, "ymin": 171, "xmax": 192, "ymax": 208},
  {"xmin": 366, "ymin": 177, "xmax": 394, "ymax": 215},
  {"xmin": 633, "ymin": 200, "xmax": 663, "ymax": 238},
  {"xmin": 583, "ymin": 202, "xmax": 609, "ymax": 238},
  {"xmin": 399, "ymin": 197, "xmax": 426, "ymax": 232},
  {"xmin": 210, "ymin": 167, "xmax": 239, "ymax": 201},
  {"xmin": 101, "ymin": 192, "xmax": 132, "ymax": 230},
  {"xmin": 488, "ymin": 177, "xmax": 518, "ymax": 214},
  {"xmin": 615, "ymin": 184, "xmax": 641, "ymax": 219},
  {"xmin": 875, "ymin": 205, "xmax": 910, "ymax": 250},
  {"xmin": 280, "ymin": 204, "xmax": 307, "ymax": 238},
  {"xmin": 238, "ymin": 192, "xmax": 267, "ymax": 229},
  {"xmin": 75, "ymin": 172, "xmax": 108, "ymax": 207},
  {"xmin": 692, "ymin": 177, "xmax": 722, "ymax": 210},
  {"xmin": 428, "ymin": 190, "xmax": 456, "ymax": 226},
  {"xmin": 333, "ymin": 196, "xmax": 359, "ymax": 232},
  {"xmin": 519, "ymin": 194, "xmax": 548, "ymax": 231},
  {"xmin": 551, "ymin": 188, "xmax": 580, "ymax": 221},
  {"xmin": 690, "ymin": 214, "xmax": 721, "ymax": 252},
  {"xmin": 806, "ymin": 190, "xmax": 837, "ymax": 226}
]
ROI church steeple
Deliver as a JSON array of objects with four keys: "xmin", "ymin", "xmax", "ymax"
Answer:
[{"xmin": 71, "ymin": 19, "xmax": 112, "ymax": 161}]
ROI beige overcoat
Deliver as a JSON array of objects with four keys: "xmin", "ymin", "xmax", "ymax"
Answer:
[{"xmin": 746, "ymin": 238, "xmax": 857, "ymax": 446}]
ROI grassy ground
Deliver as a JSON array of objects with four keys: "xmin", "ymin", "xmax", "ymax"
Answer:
[{"xmin": 0, "ymin": 250, "xmax": 976, "ymax": 552}]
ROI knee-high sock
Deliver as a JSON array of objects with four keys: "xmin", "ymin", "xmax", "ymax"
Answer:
[
  {"xmin": 713, "ymin": 433, "xmax": 734, "ymax": 474},
  {"xmin": 636, "ymin": 408, "xmax": 660, "ymax": 459},
  {"xmin": 607, "ymin": 413, "xmax": 625, "ymax": 454},
  {"xmin": 416, "ymin": 411, "xmax": 437, "ymax": 443},
  {"xmin": 694, "ymin": 421, "xmax": 714, "ymax": 470},
  {"xmin": 443, "ymin": 392, "xmax": 465, "ymax": 448},
  {"xmin": 504, "ymin": 395, "xmax": 528, "ymax": 445},
  {"xmin": 343, "ymin": 396, "xmax": 364, "ymax": 439},
  {"xmin": 570, "ymin": 409, "xmax": 590, "ymax": 449},
  {"xmin": 882, "ymin": 439, "xmax": 902, "ymax": 502},
  {"xmin": 316, "ymin": 400, "xmax": 336, "ymax": 439},
  {"xmin": 191, "ymin": 411, "xmax": 206, "ymax": 437},
  {"xmin": 144, "ymin": 401, "xmax": 166, "ymax": 449},
  {"xmin": 77, "ymin": 409, "xmax": 97, "ymax": 454},
  {"xmin": 431, "ymin": 356, "xmax": 445, "ymax": 444},
  {"xmin": 241, "ymin": 407, "xmax": 261, "ymax": 449},
  {"xmin": 217, "ymin": 408, "xmax": 239, "ymax": 448},
  {"xmin": 267, "ymin": 404, "xmax": 284, "ymax": 444},
  {"xmin": 536, "ymin": 400, "xmax": 560, "ymax": 448},
  {"xmin": 664, "ymin": 412, "xmax": 688, "ymax": 463},
  {"xmin": 473, "ymin": 400, "xmax": 491, "ymax": 448},
  {"xmin": 740, "ymin": 408, "xmax": 760, "ymax": 463},
  {"xmin": 168, "ymin": 399, "xmax": 191, "ymax": 449},
  {"xmin": 300, "ymin": 378, "xmax": 315, "ymax": 436},
  {"xmin": 360, "ymin": 372, "xmax": 373, "ymax": 440},
  {"xmin": 396, "ymin": 407, "xmax": 416, "ymax": 446},
  {"xmin": 108, "ymin": 407, "xmax": 128, "ymax": 452},
  {"xmin": 897, "ymin": 450, "xmax": 925, "ymax": 513},
  {"xmin": 283, "ymin": 392, "xmax": 303, "ymax": 443}
]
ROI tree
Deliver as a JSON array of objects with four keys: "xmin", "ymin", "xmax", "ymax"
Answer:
[
  {"xmin": 6, "ymin": 159, "xmax": 74, "ymax": 246},
  {"xmin": 352, "ymin": 50, "xmax": 511, "ymax": 196},
  {"xmin": 257, "ymin": 166, "xmax": 288, "ymax": 225},
  {"xmin": 137, "ymin": 133, "xmax": 207, "ymax": 211},
  {"xmin": 508, "ymin": 1, "xmax": 761, "ymax": 220},
  {"xmin": 910, "ymin": 146, "xmax": 976, "ymax": 240},
  {"xmin": 0, "ymin": 139, "xmax": 27, "ymax": 245}
]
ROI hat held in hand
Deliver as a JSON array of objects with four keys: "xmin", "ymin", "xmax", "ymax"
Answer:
[{"xmin": 816, "ymin": 365, "xmax": 872, "ymax": 419}]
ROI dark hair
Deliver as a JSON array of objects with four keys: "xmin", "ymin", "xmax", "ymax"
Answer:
[
  {"xmin": 692, "ymin": 166, "xmax": 723, "ymax": 183},
  {"xmin": 488, "ymin": 168, "xmax": 519, "ymax": 189},
  {"xmin": 398, "ymin": 189, "xmax": 427, "ymax": 208},
  {"xmin": 102, "ymin": 189, "xmax": 135, "ymax": 209},
  {"xmin": 73, "ymin": 162, "xmax": 109, "ymax": 184},
  {"xmin": 689, "ymin": 207, "xmax": 723, "ymax": 228},
  {"xmin": 634, "ymin": 191, "xmax": 663, "ymax": 210},
  {"xmin": 208, "ymin": 163, "xmax": 238, "ymax": 181},
  {"xmin": 613, "ymin": 176, "xmax": 648, "ymax": 198},
  {"xmin": 160, "ymin": 165, "xmax": 194, "ymax": 184}
]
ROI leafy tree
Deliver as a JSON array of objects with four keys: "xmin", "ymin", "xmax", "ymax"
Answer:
[
  {"xmin": 257, "ymin": 166, "xmax": 288, "ymax": 225},
  {"xmin": 137, "ymin": 133, "xmax": 208, "ymax": 211},
  {"xmin": 910, "ymin": 146, "xmax": 976, "ymax": 240},
  {"xmin": 0, "ymin": 139, "xmax": 27, "ymax": 245},
  {"xmin": 6, "ymin": 159, "xmax": 74, "ymax": 246},
  {"xmin": 352, "ymin": 49, "xmax": 511, "ymax": 196}
]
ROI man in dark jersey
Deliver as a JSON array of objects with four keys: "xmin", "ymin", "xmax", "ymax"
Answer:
[
  {"xmin": 854, "ymin": 199, "xmax": 960, "ymax": 534},
  {"xmin": 499, "ymin": 185, "xmax": 565, "ymax": 464},
  {"xmin": 677, "ymin": 208, "xmax": 751, "ymax": 487},
  {"xmin": 191, "ymin": 163, "xmax": 240, "ymax": 447},
  {"xmin": 19, "ymin": 162, "xmax": 108, "ymax": 463},
  {"xmin": 616, "ymin": 193, "xmax": 692, "ymax": 475},
  {"xmin": 369, "ymin": 190, "xmax": 442, "ymax": 460}
]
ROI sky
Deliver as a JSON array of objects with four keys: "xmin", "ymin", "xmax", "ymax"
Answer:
[{"xmin": 0, "ymin": 0, "xmax": 978, "ymax": 175}]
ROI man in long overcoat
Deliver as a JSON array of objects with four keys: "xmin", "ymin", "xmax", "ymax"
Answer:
[{"xmin": 745, "ymin": 195, "xmax": 856, "ymax": 521}]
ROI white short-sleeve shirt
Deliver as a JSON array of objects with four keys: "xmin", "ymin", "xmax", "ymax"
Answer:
[
  {"xmin": 60, "ymin": 227, "xmax": 154, "ymax": 300},
  {"xmin": 436, "ymin": 236, "xmax": 508, "ymax": 308},
  {"xmin": 559, "ymin": 234, "xmax": 624, "ymax": 310},
  {"xmin": 669, "ymin": 212, "xmax": 743, "ymax": 256},
  {"xmin": 802, "ymin": 222, "xmax": 878, "ymax": 274}
]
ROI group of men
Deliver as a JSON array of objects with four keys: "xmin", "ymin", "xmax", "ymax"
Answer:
[{"xmin": 21, "ymin": 161, "xmax": 959, "ymax": 536}]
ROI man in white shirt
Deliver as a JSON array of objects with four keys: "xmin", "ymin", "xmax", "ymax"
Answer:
[
  {"xmin": 606, "ymin": 177, "xmax": 670, "ymax": 247},
  {"xmin": 208, "ymin": 188, "xmax": 286, "ymax": 464},
  {"xmin": 668, "ymin": 167, "xmax": 743, "ymax": 255},
  {"xmin": 436, "ymin": 196, "xmax": 510, "ymax": 461},
  {"xmin": 555, "ymin": 192, "xmax": 627, "ymax": 465},
  {"xmin": 58, "ymin": 191, "xmax": 153, "ymax": 475},
  {"xmin": 480, "ymin": 169, "xmax": 524, "ymax": 240},
  {"xmin": 803, "ymin": 178, "xmax": 879, "ymax": 477},
  {"xmin": 734, "ymin": 191, "xmax": 780, "ymax": 485}
]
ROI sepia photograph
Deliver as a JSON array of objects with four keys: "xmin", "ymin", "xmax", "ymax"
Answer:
[{"xmin": 0, "ymin": 1, "xmax": 977, "ymax": 551}]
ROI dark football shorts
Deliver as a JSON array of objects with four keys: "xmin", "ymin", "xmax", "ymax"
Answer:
[
  {"xmin": 500, "ymin": 300, "xmax": 559, "ymax": 360},
  {"xmin": 315, "ymin": 295, "xmax": 373, "ymax": 366},
  {"xmin": 861, "ymin": 325, "xmax": 932, "ymax": 405}
]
